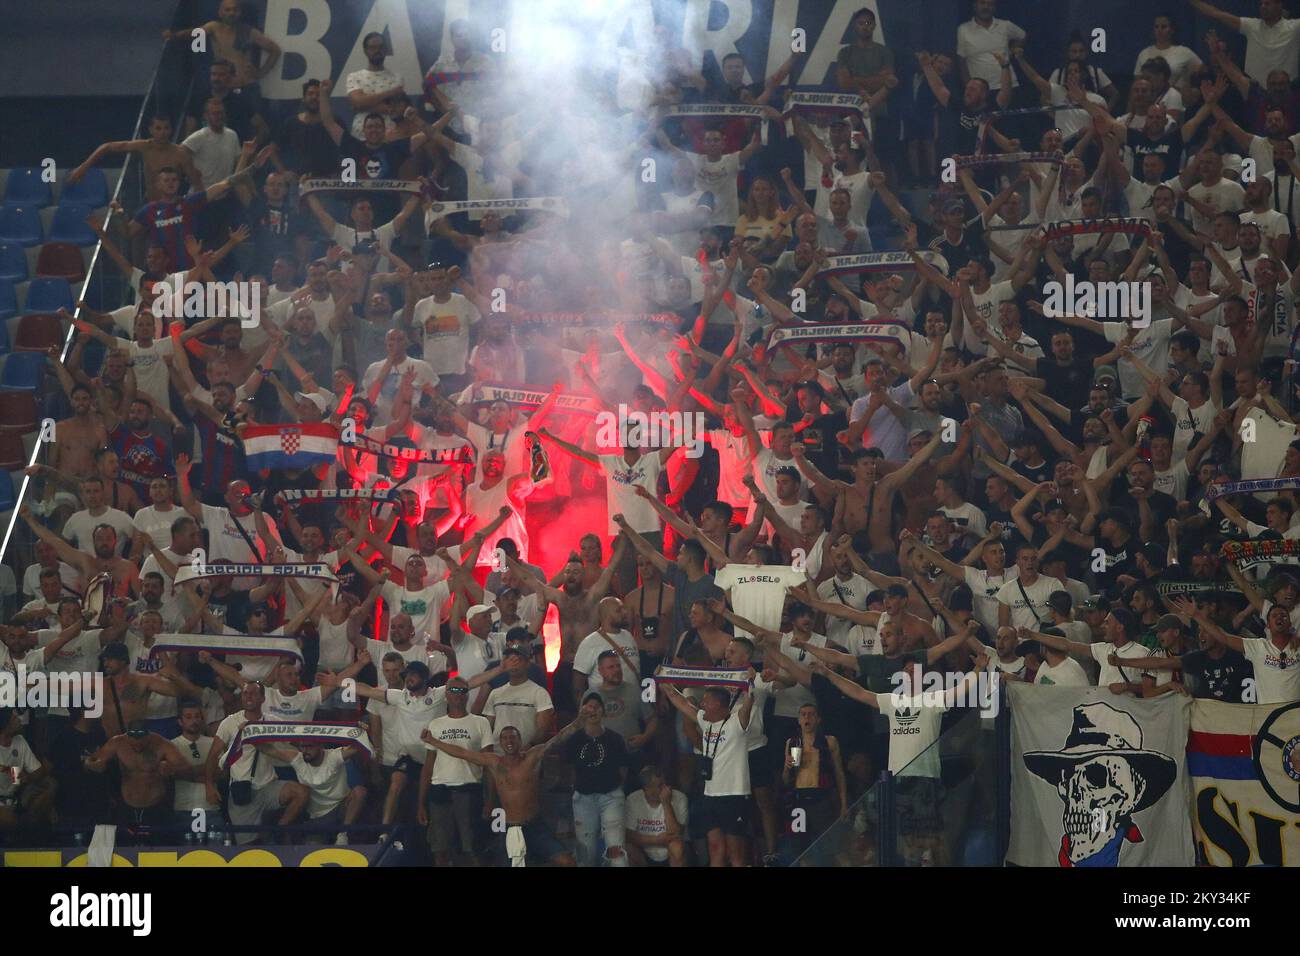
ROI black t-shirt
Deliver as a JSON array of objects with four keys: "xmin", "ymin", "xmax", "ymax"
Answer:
[
  {"xmin": 788, "ymin": 408, "xmax": 848, "ymax": 478},
  {"xmin": 565, "ymin": 728, "xmax": 627, "ymax": 794},
  {"xmin": 339, "ymin": 132, "xmax": 412, "ymax": 220},
  {"xmin": 1114, "ymin": 489, "xmax": 1179, "ymax": 543},
  {"xmin": 1126, "ymin": 127, "xmax": 1184, "ymax": 181},
  {"xmin": 275, "ymin": 114, "xmax": 340, "ymax": 177},
  {"xmin": 1093, "ymin": 537, "xmax": 1138, "ymax": 595},
  {"xmin": 939, "ymin": 100, "xmax": 992, "ymax": 161},
  {"xmin": 244, "ymin": 197, "xmax": 305, "ymax": 266},
  {"xmin": 1012, "ymin": 458, "xmax": 1054, "ymax": 486},
  {"xmin": 1034, "ymin": 356, "xmax": 1094, "ymax": 411},
  {"xmin": 1180, "ymin": 647, "xmax": 1252, "ymax": 703},
  {"xmin": 926, "ymin": 215, "xmax": 986, "ymax": 276}
]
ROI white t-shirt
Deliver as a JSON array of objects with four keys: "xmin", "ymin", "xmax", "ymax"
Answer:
[
  {"xmin": 816, "ymin": 573, "xmax": 871, "ymax": 648},
  {"xmin": 1090, "ymin": 640, "xmax": 1153, "ymax": 688},
  {"xmin": 0, "ymin": 736, "xmax": 40, "ymax": 799},
  {"xmin": 482, "ymin": 679, "xmax": 554, "ymax": 748},
  {"xmin": 966, "ymin": 565, "xmax": 1019, "ymax": 633},
  {"xmin": 424, "ymin": 713, "xmax": 493, "ymax": 785},
  {"xmin": 263, "ymin": 685, "xmax": 323, "ymax": 723},
  {"xmin": 599, "ymin": 452, "xmax": 663, "ymax": 535},
  {"xmin": 713, "ymin": 564, "xmax": 807, "ymax": 640},
  {"xmin": 291, "ymin": 749, "xmax": 350, "ymax": 818},
  {"xmin": 331, "ymin": 221, "xmax": 398, "ymax": 272},
  {"xmin": 1168, "ymin": 395, "xmax": 1219, "ymax": 461},
  {"xmin": 625, "ymin": 789, "xmax": 690, "ymax": 862},
  {"xmin": 1034, "ymin": 655, "xmax": 1092, "ymax": 687},
  {"xmin": 995, "ymin": 574, "xmax": 1055, "ymax": 630},
  {"xmin": 381, "ymin": 579, "xmax": 451, "ymax": 641},
  {"xmin": 1103, "ymin": 318, "xmax": 1173, "ymax": 400},
  {"xmin": 63, "ymin": 507, "xmax": 136, "ymax": 556},
  {"xmin": 1240, "ymin": 636, "xmax": 1300, "ymax": 704},
  {"xmin": 132, "ymin": 504, "xmax": 184, "ymax": 544},
  {"xmin": 957, "ymin": 17, "xmax": 1026, "ymax": 90},
  {"xmin": 383, "ymin": 686, "xmax": 449, "ymax": 761},
  {"xmin": 344, "ymin": 67, "xmax": 402, "ymax": 137},
  {"xmin": 1133, "ymin": 45, "xmax": 1201, "ymax": 87},
  {"xmin": 774, "ymin": 634, "xmax": 828, "ymax": 717},
  {"xmin": 697, "ymin": 708, "xmax": 751, "ymax": 797},
  {"xmin": 849, "ymin": 379, "xmax": 915, "ymax": 461},
  {"xmin": 691, "ymin": 152, "xmax": 741, "ymax": 227},
  {"xmin": 197, "ymin": 503, "xmax": 280, "ymax": 568},
  {"xmin": 361, "ymin": 356, "xmax": 439, "ymax": 420},
  {"xmin": 170, "ymin": 734, "xmax": 218, "ymax": 811},
  {"xmin": 1239, "ymin": 16, "xmax": 1300, "ymax": 84},
  {"xmin": 574, "ymin": 629, "xmax": 639, "ymax": 685},
  {"xmin": 216, "ymin": 711, "xmax": 276, "ymax": 786},
  {"xmin": 366, "ymin": 694, "xmax": 400, "ymax": 767},
  {"xmin": 413, "ymin": 293, "xmax": 481, "ymax": 376},
  {"xmin": 181, "ymin": 126, "xmax": 241, "ymax": 188},
  {"xmin": 814, "ymin": 168, "xmax": 874, "ymax": 227},
  {"xmin": 449, "ymin": 633, "xmax": 492, "ymax": 682},
  {"xmin": 879, "ymin": 692, "xmax": 946, "ymax": 778},
  {"xmin": 126, "ymin": 338, "xmax": 175, "ymax": 411}
]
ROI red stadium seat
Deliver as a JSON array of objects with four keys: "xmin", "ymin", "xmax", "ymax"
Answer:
[
  {"xmin": 0, "ymin": 388, "xmax": 38, "ymax": 433},
  {"xmin": 13, "ymin": 313, "xmax": 66, "ymax": 353},
  {"xmin": 0, "ymin": 430, "xmax": 27, "ymax": 471},
  {"xmin": 35, "ymin": 242, "xmax": 86, "ymax": 282}
]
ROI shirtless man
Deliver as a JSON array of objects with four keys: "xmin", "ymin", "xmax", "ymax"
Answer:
[
  {"xmin": 171, "ymin": 0, "xmax": 282, "ymax": 89},
  {"xmin": 66, "ymin": 115, "xmax": 201, "ymax": 201},
  {"xmin": 422, "ymin": 714, "xmax": 585, "ymax": 866},
  {"xmin": 85, "ymin": 722, "xmax": 187, "ymax": 838},
  {"xmin": 49, "ymin": 383, "xmax": 109, "ymax": 482},
  {"xmin": 97, "ymin": 642, "xmax": 200, "ymax": 739},
  {"xmin": 506, "ymin": 552, "xmax": 620, "ymax": 717},
  {"xmin": 20, "ymin": 507, "xmax": 141, "ymax": 599},
  {"xmin": 792, "ymin": 433, "xmax": 943, "ymax": 573}
]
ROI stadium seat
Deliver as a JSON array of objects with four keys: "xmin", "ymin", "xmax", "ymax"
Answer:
[
  {"xmin": 0, "ymin": 349, "xmax": 47, "ymax": 388},
  {"xmin": 13, "ymin": 313, "xmax": 65, "ymax": 353},
  {"xmin": 35, "ymin": 242, "xmax": 86, "ymax": 282},
  {"xmin": 0, "ymin": 206, "xmax": 44, "ymax": 247},
  {"xmin": 46, "ymin": 203, "xmax": 96, "ymax": 246},
  {"xmin": 0, "ymin": 243, "xmax": 28, "ymax": 283},
  {"xmin": 23, "ymin": 277, "xmax": 74, "ymax": 314},
  {"xmin": 2, "ymin": 167, "xmax": 52, "ymax": 208},
  {"xmin": 0, "ymin": 280, "xmax": 16, "ymax": 321},
  {"xmin": 60, "ymin": 168, "xmax": 109, "ymax": 209},
  {"xmin": 0, "ymin": 471, "xmax": 16, "ymax": 512},
  {"xmin": 0, "ymin": 431, "xmax": 27, "ymax": 471},
  {"xmin": 0, "ymin": 388, "xmax": 38, "ymax": 433}
]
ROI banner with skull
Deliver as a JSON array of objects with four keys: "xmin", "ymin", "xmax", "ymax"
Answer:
[
  {"xmin": 1007, "ymin": 686, "xmax": 1194, "ymax": 867},
  {"xmin": 1190, "ymin": 699, "xmax": 1300, "ymax": 866}
]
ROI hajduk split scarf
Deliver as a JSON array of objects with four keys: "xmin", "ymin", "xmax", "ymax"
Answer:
[
  {"xmin": 224, "ymin": 721, "xmax": 375, "ymax": 768},
  {"xmin": 816, "ymin": 250, "xmax": 949, "ymax": 278},
  {"xmin": 768, "ymin": 320, "xmax": 909, "ymax": 350},
  {"xmin": 148, "ymin": 633, "xmax": 304, "ymax": 665},
  {"xmin": 783, "ymin": 90, "xmax": 866, "ymax": 119},
  {"xmin": 1042, "ymin": 218, "xmax": 1152, "ymax": 242},
  {"xmin": 1205, "ymin": 477, "xmax": 1300, "ymax": 501},
  {"xmin": 1221, "ymin": 538, "xmax": 1300, "ymax": 569},
  {"xmin": 425, "ymin": 197, "xmax": 568, "ymax": 222},
  {"xmin": 955, "ymin": 151, "xmax": 1063, "ymax": 168},
  {"xmin": 661, "ymin": 103, "xmax": 770, "ymax": 120},
  {"xmin": 173, "ymin": 563, "xmax": 338, "ymax": 586},
  {"xmin": 341, "ymin": 432, "xmax": 478, "ymax": 466},
  {"xmin": 512, "ymin": 311, "xmax": 681, "ymax": 331},
  {"xmin": 476, "ymin": 383, "xmax": 602, "ymax": 415},
  {"xmin": 654, "ymin": 664, "xmax": 753, "ymax": 688},
  {"xmin": 298, "ymin": 178, "xmax": 424, "ymax": 197}
]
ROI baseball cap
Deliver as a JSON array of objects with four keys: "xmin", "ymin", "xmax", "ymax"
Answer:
[
  {"xmin": 1156, "ymin": 613, "xmax": 1183, "ymax": 632},
  {"xmin": 1079, "ymin": 594, "xmax": 1110, "ymax": 612},
  {"xmin": 943, "ymin": 199, "xmax": 965, "ymax": 214},
  {"xmin": 949, "ymin": 583, "xmax": 974, "ymax": 613},
  {"xmin": 1094, "ymin": 365, "xmax": 1119, "ymax": 385},
  {"xmin": 466, "ymin": 603, "xmax": 500, "ymax": 623},
  {"xmin": 295, "ymin": 391, "xmax": 328, "ymax": 413},
  {"xmin": 908, "ymin": 427, "xmax": 933, "ymax": 441},
  {"xmin": 100, "ymin": 642, "xmax": 130, "ymax": 664}
]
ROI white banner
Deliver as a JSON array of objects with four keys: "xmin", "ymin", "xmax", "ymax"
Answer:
[{"xmin": 1007, "ymin": 685, "xmax": 1194, "ymax": 867}]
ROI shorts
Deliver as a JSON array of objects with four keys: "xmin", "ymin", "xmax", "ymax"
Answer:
[
  {"xmin": 427, "ymin": 783, "xmax": 479, "ymax": 855},
  {"xmin": 747, "ymin": 747, "xmax": 774, "ymax": 789},
  {"xmin": 495, "ymin": 815, "xmax": 568, "ymax": 866},
  {"xmin": 226, "ymin": 779, "xmax": 288, "ymax": 845},
  {"xmin": 697, "ymin": 794, "xmax": 751, "ymax": 837},
  {"xmin": 393, "ymin": 752, "xmax": 425, "ymax": 776}
]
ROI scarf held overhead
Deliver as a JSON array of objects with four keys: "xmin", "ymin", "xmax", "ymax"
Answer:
[
  {"xmin": 149, "ymin": 633, "xmax": 304, "ymax": 664},
  {"xmin": 173, "ymin": 563, "xmax": 338, "ymax": 586},
  {"xmin": 768, "ymin": 321, "xmax": 909, "ymax": 349},
  {"xmin": 654, "ymin": 664, "xmax": 753, "ymax": 688},
  {"xmin": 341, "ymin": 432, "xmax": 477, "ymax": 465},
  {"xmin": 816, "ymin": 250, "xmax": 949, "ymax": 278},
  {"xmin": 224, "ymin": 721, "xmax": 375, "ymax": 768}
]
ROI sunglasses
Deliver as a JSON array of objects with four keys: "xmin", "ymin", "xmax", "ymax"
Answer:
[{"xmin": 447, "ymin": 686, "xmax": 468, "ymax": 695}]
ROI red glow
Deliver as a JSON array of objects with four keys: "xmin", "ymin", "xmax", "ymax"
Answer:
[{"xmin": 542, "ymin": 602, "xmax": 560, "ymax": 673}]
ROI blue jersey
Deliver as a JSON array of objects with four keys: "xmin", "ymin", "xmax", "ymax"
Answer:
[{"xmin": 134, "ymin": 191, "xmax": 208, "ymax": 271}]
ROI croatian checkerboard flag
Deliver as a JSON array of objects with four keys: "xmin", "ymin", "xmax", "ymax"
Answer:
[{"xmin": 242, "ymin": 422, "xmax": 339, "ymax": 470}]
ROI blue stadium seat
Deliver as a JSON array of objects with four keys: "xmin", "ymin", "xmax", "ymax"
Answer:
[
  {"xmin": 60, "ymin": 169, "xmax": 109, "ymax": 209},
  {"xmin": 0, "ymin": 206, "xmax": 43, "ymax": 247},
  {"xmin": 23, "ymin": 277, "xmax": 73, "ymax": 314},
  {"xmin": 0, "ymin": 280, "xmax": 16, "ymax": 321},
  {"xmin": 47, "ymin": 203, "xmax": 96, "ymax": 246},
  {"xmin": 0, "ymin": 351, "xmax": 45, "ymax": 389},
  {"xmin": 2, "ymin": 168, "xmax": 52, "ymax": 208},
  {"xmin": 0, "ymin": 243, "xmax": 28, "ymax": 283}
]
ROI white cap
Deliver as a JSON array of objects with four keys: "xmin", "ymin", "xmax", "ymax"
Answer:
[
  {"xmin": 466, "ymin": 603, "xmax": 500, "ymax": 623},
  {"xmin": 296, "ymin": 391, "xmax": 328, "ymax": 413}
]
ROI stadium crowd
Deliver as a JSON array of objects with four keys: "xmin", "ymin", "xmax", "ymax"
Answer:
[{"xmin": 5, "ymin": 0, "xmax": 1300, "ymax": 866}]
